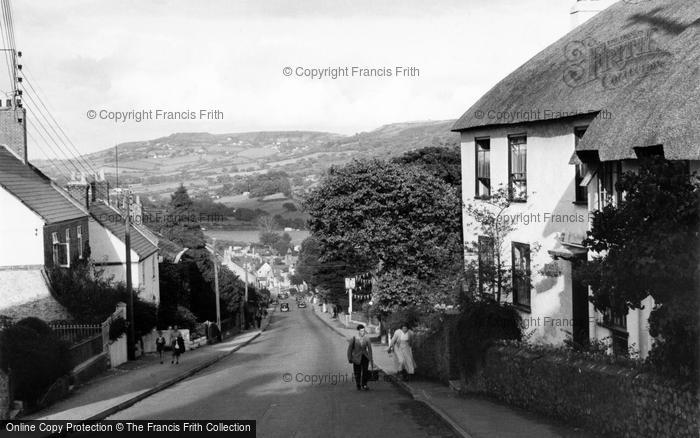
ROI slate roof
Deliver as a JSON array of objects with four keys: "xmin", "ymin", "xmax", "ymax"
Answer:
[
  {"xmin": 0, "ymin": 146, "xmax": 87, "ymax": 223},
  {"xmin": 452, "ymin": 0, "xmax": 700, "ymax": 161},
  {"xmin": 89, "ymin": 201, "xmax": 158, "ymax": 259}
]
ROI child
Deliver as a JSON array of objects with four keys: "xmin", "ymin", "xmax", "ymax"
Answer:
[
  {"xmin": 171, "ymin": 331, "xmax": 184, "ymax": 364},
  {"xmin": 155, "ymin": 330, "xmax": 166, "ymax": 364}
]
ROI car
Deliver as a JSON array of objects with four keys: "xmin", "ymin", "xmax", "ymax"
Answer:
[
  {"xmin": 280, "ymin": 303, "xmax": 290, "ymax": 312},
  {"xmin": 297, "ymin": 302, "xmax": 306, "ymax": 308}
]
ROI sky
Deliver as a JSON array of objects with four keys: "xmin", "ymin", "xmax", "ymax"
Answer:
[{"xmin": 6, "ymin": 0, "xmax": 575, "ymax": 159}]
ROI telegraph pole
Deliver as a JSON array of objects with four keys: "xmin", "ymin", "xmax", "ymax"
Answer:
[
  {"xmin": 125, "ymin": 189, "xmax": 135, "ymax": 360},
  {"xmin": 213, "ymin": 238, "xmax": 221, "ymax": 329}
]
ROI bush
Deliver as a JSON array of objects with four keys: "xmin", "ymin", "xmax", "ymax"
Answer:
[
  {"xmin": 0, "ymin": 318, "xmax": 71, "ymax": 405},
  {"xmin": 454, "ymin": 297, "xmax": 522, "ymax": 375},
  {"xmin": 108, "ymin": 317, "xmax": 128, "ymax": 341}
]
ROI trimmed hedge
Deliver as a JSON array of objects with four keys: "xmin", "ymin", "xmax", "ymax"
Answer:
[{"xmin": 465, "ymin": 343, "xmax": 699, "ymax": 438}]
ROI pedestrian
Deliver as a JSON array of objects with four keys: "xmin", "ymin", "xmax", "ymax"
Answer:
[
  {"xmin": 155, "ymin": 330, "xmax": 166, "ymax": 364},
  {"xmin": 255, "ymin": 308, "xmax": 263, "ymax": 328},
  {"xmin": 388, "ymin": 323, "xmax": 416, "ymax": 381},
  {"xmin": 171, "ymin": 330, "xmax": 185, "ymax": 364},
  {"xmin": 347, "ymin": 324, "xmax": 374, "ymax": 391}
]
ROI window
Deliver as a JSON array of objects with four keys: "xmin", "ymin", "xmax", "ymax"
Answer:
[
  {"xmin": 574, "ymin": 127, "xmax": 588, "ymax": 203},
  {"xmin": 508, "ymin": 135, "xmax": 527, "ymax": 201},
  {"xmin": 511, "ymin": 242, "xmax": 531, "ymax": 309},
  {"xmin": 477, "ymin": 235, "xmax": 494, "ymax": 295},
  {"xmin": 597, "ymin": 161, "xmax": 621, "ymax": 209},
  {"xmin": 152, "ymin": 256, "xmax": 156, "ymax": 279},
  {"xmin": 77, "ymin": 225, "xmax": 83, "ymax": 259},
  {"xmin": 475, "ymin": 138, "xmax": 491, "ymax": 198},
  {"xmin": 600, "ymin": 305, "xmax": 628, "ymax": 356},
  {"xmin": 52, "ymin": 231, "xmax": 69, "ymax": 268}
]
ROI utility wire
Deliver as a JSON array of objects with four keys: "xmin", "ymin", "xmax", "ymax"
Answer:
[
  {"xmin": 26, "ymin": 115, "xmax": 82, "ymax": 174},
  {"xmin": 27, "ymin": 130, "xmax": 76, "ymax": 179},
  {"xmin": 22, "ymin": 68, "xmax": 100, "ymax": 174}
]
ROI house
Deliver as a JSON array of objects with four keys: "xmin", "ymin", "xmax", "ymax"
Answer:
[
  {"xmin": 0, "ymin": 112, "xmax": 89, "ymax": 321},
  {"xmin": 88, "ymin": 201, "xmax": 160, "ymax": 304},
  {"xmin": 222, "ymin": 247, "xmax": 258, "ymax": 286},
  {"xmin": 453, "ymin": 0, "xmax": 699, "ymax": 357}
]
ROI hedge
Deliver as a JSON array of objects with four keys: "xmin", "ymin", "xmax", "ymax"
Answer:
[{"xmin": 464, "ymin": 343, "xmax": 699, "ymax": 438}]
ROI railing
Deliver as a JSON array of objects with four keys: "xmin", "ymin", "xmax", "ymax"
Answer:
[
  {"xmin": 49, "ymin": 323, "xmax": 102, "ymax": 345},
  {"xmin": 66, "ymin": 334, "xmax": 104, "ymax": 369}
]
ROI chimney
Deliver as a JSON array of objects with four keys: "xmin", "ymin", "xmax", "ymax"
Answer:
[
  {"xmin": 570, "ymin": 0, "xmax": 617, "ymax": 29},
  {"xmin": 66, "ymin": 173, "xmax": 91, "ymax": 209},
  {"xmin": 92, "ymin": 169, "xmax": 110, "ymax": 204},
  {"xmin": 0, "ymin": 99, "xmax": 27, "ymax": 164}
]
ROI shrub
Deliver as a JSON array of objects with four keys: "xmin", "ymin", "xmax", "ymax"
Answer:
[
  {"xmin": 108, "ymin": 317, "xmax": 128, "ymax": 341},
  {"xmin": 0, "ymin": 318, "xmax": 71, "ymax": 405},
  {"xmin": 454, "ymin": 297, "xmax": 522, "ymax": 375}
]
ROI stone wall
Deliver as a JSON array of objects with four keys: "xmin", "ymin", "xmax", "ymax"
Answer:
[{"xmin": 464, "ymin": 344, "xmax": 699, "ymax": 438}]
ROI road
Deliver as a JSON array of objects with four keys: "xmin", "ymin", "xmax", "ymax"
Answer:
[{"xmin": 108, "ymin": 304, "xmax": 458, "ymax": 438}]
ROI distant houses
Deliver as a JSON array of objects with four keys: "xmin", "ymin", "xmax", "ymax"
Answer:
[{"xmin": 454, "ymin": 0, "xmax": 699, "ymax": 357}]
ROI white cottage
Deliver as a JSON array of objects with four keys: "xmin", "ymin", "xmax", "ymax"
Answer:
[{"xmin": 453, "ymin": 0, "xmax": 699, "ymax": 357}]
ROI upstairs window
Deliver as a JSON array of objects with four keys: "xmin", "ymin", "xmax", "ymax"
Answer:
[
  {"xmin": 52, "ymin": 231, "xmax": 69, "ymax": 268},
  {"xmin": 574, "ymin": 127, "xmax": 588, "ymax": 203},
  {"xmin": 512, "ymin": 242, "xmax": 531, "ymax": 309},
  {"xmin": 475, "ymin": 138, "xmax": 491, "ymax": 198},
  {"xmin": 77, "ymin": 225, "xmax": 83, "ymax": 259},
  {"xmin": 598, "ymin": 161, "xmax": 621, "ymax": 209},
  {"xmin": 508, "ymin": 135, "xmax": 527, "ymax": 201}
]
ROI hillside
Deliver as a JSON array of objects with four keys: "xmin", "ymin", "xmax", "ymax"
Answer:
[{"xmin": 34, "ymin": 119, "xmax": 459, "ymax": 201}]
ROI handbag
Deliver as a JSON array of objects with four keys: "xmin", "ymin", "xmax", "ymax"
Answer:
[{"xmin": 367, "ymin": 363, "xmax": 379, "ymax": 381}]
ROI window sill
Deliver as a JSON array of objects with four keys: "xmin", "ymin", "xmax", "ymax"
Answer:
[
  {"xmin": 508, "ymin": 199, "xmax": 528, "ymax": 203},
  {"xmin": 572, "ymin": 200, "xmax": 587, "ymax": 206},
  {"xmin": 596, "ymin": 321, "xmax": 628, "ymax": 335},
  {"xmin": 513, "ymin": 303, "xmax": 531, "ymax": 313}
]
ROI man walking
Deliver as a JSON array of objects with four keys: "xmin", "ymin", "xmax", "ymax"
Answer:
[{"xmin": 347, "ymin": 324, "xmax": 374, "ymax": 390}]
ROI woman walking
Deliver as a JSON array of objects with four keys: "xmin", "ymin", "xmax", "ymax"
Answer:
[
  {"xmin": 388, "ymin": 323, "xmax": 416, "ymax": 381},
  {"xmin": 155, "ymin": 330, "xmax": 166, "ymax": 364},
  {"xmin": 171, "ymin": 331, "xmax": 185, "ymax": 364},
  {"xmin": 347, "ymin": 324, "xmax": 374, "ymax": 391}
]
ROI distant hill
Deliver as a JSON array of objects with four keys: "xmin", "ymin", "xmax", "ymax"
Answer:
[{"xmin": 34, "ymin": 120, "xmax": 458, "ymax": 200}]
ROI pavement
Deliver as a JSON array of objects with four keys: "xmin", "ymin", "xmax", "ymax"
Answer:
[
  {"xmin": 25, "ymin": 312, "xmax": 274, "ymax": 421},
  {"xmin": 108, "ymin": 300, "xmax": 459, "ymax": 438},
  {"xmin": 311, "ymin": 303, "xmax": 595, "ymax": 438}
]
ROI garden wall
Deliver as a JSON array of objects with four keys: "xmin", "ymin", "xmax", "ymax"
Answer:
[{"xmin": 464, "ymin": 344, "xmax": 698, "ymax": 438}]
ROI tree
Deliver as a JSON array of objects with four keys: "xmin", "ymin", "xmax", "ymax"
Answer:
[
  {"xmin": 162, "ymin": 184, "xmax": 206, "ymax": 249},
  {"xmin": 296, "ymin": 236, "xmax": 349, "ymax": 305},
  {"xmin": 463, "ymin": 186, "xmax": 517, "ymax": 302},
  {"xmin": 304, "ymin": 159, "xmax": 461, "ymax": 282},
  {"xmin": 282, "ymin": 202, "xmax": 298, "ymax": 212},
  {"xmin": 393, "ymin": 145, "xmax": 461, "ymax": 187},
  {"xmin": 580, "ymin": 157, "xmax": 699, "ymax": 383}
]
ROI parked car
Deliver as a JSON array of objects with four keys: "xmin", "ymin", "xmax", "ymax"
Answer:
[
  {"xmin": 280, "ymin": 303, "xmax": 290, "ymax": 312},
  {"xmin": 297, "ymin": 302, "xmax": 306, "ymax": 308}
]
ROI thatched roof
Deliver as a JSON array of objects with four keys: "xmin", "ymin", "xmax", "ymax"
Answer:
[{"xmin": 452, "ymin": 0, "xmax": 700, "ymax": 161}]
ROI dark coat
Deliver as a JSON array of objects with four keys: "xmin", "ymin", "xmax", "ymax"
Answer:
[{"xmin": 347, "ymin": 335, "xmax": 373, "ymax": 365}]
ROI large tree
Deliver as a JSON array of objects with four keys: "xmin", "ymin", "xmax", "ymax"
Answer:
[
  {"xmin": 295, "ymin": 236, "xmax": 349, "ymax": 305},
  {"xmin": 393, "ymin": 144, "xmax": 461, "ymax": 187},
  {"xmin": 580, "ymin": 157, "xmax": 699, "ymax": 383},
  {"xmin": 304, "ymin": 159, "xmax": 462, "ymax": 310},
  {"xmin": 162, "ymin": 184, "xmax": 206, "ymax": 249}
]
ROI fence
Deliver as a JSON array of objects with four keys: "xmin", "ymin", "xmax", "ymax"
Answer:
[
  {"xmin": 50, "ymin": 303, "xmax": 127, "ymax": 368},
  {"xmin": 48, "ymin": 324, "xmax": 102, "ymax": 345}
]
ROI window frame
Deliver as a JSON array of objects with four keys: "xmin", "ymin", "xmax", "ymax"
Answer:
[
  {"xmin": 475, "ymin": 137, "xmax": 491, "ymax": 199},
  {"xmin": 511, "ymin": 242, "xmax": 531, "ymax": 310},
  {"xmin": 574, "ymin": 127, "xmax": 588, "ymax": 204},
  {"xmin": 597, "ymin": 161, "xmax": 622, "ymax": 210},
  {"xmin": 477, "ymin": 235, "xmax": 494, "ymax": 296},
  {"xmin": 508, "ymin": 135, "xmax": 527, "ymax": 202},
  {"xmin": 77, "ymin": 225, "xmax": 83, "ymax": 259}
]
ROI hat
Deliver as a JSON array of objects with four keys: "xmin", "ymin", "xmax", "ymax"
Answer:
[{"xmin": 356, "ymin": 324, "xmax": 365, "ymax": 330}]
